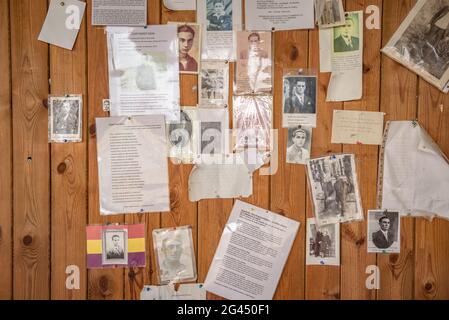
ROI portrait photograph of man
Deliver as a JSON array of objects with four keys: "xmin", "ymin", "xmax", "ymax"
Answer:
[
  {"xmin": 286, "ymin": 127, "xmax": 312, "ymax": 165},
  {"xmin": 367, "ymin": 210, "xmax": 400, "ymax": 253},
  {"xmin": 176, "ymin": 23, "xmax": 200, "ymax": 74},
  {"xmin": 49, "ymin": 95, "xmax": 82, "ymax": 143},
  {"xmin": 333, "ymin": 13, "xmax": 360, "ymax": 53},
  {"xmin": 102, "ymin": 229, "xmax": 128, "ymax": 265},
  {"xmin": 284, "ymin": 76, "xmax": 316, "ymax": 114},
  {"xmin": 206, "ymin": 0, "xmax": 232, "ymax": 31}
]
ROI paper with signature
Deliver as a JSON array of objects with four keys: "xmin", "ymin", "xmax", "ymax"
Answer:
[{"xmin": 331, "ymin": 110, "xmax": 384, "ymax": 145}]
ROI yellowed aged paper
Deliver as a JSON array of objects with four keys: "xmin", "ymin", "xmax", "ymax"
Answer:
[{"xmin": 331, "ymin": 110, "xmax": 384, "ymax": 145}]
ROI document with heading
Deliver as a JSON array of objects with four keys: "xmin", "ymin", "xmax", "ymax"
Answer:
[
  {"xmin": 96, "ymin": 115, "xmax": 170, "ymax": 215},
  {"xmin": 92, "ymin": 0, "xmax": 147, "ymax": 26},
  {"xmin": 204, "ymin": 200, "xmax": 300, "ymax": 300},
  {"xmin": 245, "ymin": 0, "xmax": 314, "ymax": 31},
  {"xmin": 331, "ymin": 110, "xmax": 384, "ymax": 145}
]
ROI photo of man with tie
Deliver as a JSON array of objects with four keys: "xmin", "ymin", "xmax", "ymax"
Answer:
[
  {"xmin": 367, "ymin": 210, "xmax": 400, "ymax": 253},
  {"xmin": 284, "ymin": 76, "xmax": 316, "ymax": 115},
  {"xmin": 333, "ymin": 14, "xmax": 360, "ymax": 53}
]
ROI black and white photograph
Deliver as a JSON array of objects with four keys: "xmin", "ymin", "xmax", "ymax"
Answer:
[
  {"xmin": 286, "ymin": 126, "xmax": 312, "ymax": 165},
  {"xmin": 198, "ymin": 60, "xmax": 229, "ymax": 107},
  {"xmin": 383, "ymin": 0, "xmax": 449, "ymax": 90},
  {"xmin": 167, "ymin": 109, "xmax": 195, "ymax": 161},
  {"xmin": 49, "ymin": 95, "xmax": 82, "ymax": 143},
  {"xmin": 367, "ymin": 210, "xmax": 401, "ymax": 253},
  {"xmin": 206, "ymin": 0, "xmax": 233, "ymax": 31},
  {"xmin": 306, "ymin": 218, "xmax": 340, "ymax": 266},
  {"xmin": 306, "ymin": 154, "xmax": 363, "ymax": 226},
  {"xmin": 282, "ymin": 75, "xmax": 317, "ymax": 128},
  {"xmin": 316, "ymin": 0, "xmax": 345, "ymax": 28},
  {"xmin": 201, "ymin": 121, "xmax": 222, "ymax": 154},
  {"xmin": 333, "ymin": 12, "xmax": 360, "ymax": 53},
  {"xmin": 153, "ymin": 226, "xmax": 197, "ymax": 284},
  {"xmin": 102, "ymin": 229, "xmax": 128, "ymax": 265}
]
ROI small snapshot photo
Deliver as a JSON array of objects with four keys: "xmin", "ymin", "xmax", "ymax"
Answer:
[
  {"xmin": 306, "ymin": 218, "xmax": 340, "ymax": 266},
  {"xmin": 306, "ymin": 154, "xmax": 363, "ymax": 226},
  {"xmin": 283, "ymin": 75, "xmax": 317, "ymax": 128},
  {"xmin": 200, "ymin": 121, "xmax": 223, "ymax": 154},
  {"xmin": 206, "ymin": 0, "xmax": 233, "ymax": 31},
  {"xmin": 367, "ymin": 210, "xmax": 401, "ymax": 253},
  {"xmin": 333, "ymin": 11, "xmax": 361, "ymax": 53},
  {"xmin": 286, "ymin": 126, "xmax": 312, "ymax": 165},
  {"xmin": 102, "ymin": 229, "xmax": 128, "ymax": 266},
  {"xmin": 175, "ymin": 23, "xmax": 201, "ymax": 74},
  {"xmin": 200, "ymin": 69, "xmax": 225, "ymax": 100},
  {"xmin": 153, "ymin": 226, "xmax": 197, "ymax": 284},
  {"xmin": 317, "ymin": 0, "xmax": 345, "ymax": 28},
  {"xmin": 49, "ymin": 95, "xmax": 82, "ymax": 143},
  {"xmin": 168, "ymin": 109, "xmax": 194, "ymax": 154}
]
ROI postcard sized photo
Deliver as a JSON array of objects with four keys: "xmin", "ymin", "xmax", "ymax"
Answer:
[
  {"xmin": 153, "ymin": 226, "xmax": 197, "ymax": 284},
  {"xmin": 49, "ymin": 95, "xmax": 82, "ymax": 143},
  {"xmin": 198, "ymin": 60, "xmax": 229, "ymax": 108},
  {"xmin": 316, "ymin": 0, "xmax": 345, "ymax": 29},
  {"xmin": 306, "ymin": 154, "xmax": 363, "ymax": 226},
  {"xmin": 286, "ymin": 126, "xmax": 312, "ymax": 165},
  {"xmin": 102, "ymin": 229, "xmax": 128, "ymax": 266},
  {"xmin": 306, "ymin": 218, "xmax": 340, "ymax": 266},
  {"xmin": 235, "ymin": 31, "xmax": 272, "ymax": 95},
  {"xmin": 170, "ymin": 22, "xmax": 201, "ymax": 74},
  {"xmin": 282, "ymin": 75, "xmax": 317, "ymax": 128},
  {"xmin": 382, "ymin": 0, "xmax": 449, "ymax": 91},
  {"xmin": 333, "ymin": 11, "xmax": 361, "ymax": 53},
  {"xmin": 367, "ymin": 210, "xmax": 401, "ymax": 254}
]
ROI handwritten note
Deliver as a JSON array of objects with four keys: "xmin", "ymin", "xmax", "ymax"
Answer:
[{"xmin": 331, "ymin": 110, "xmax": 384, "ymax": 145}]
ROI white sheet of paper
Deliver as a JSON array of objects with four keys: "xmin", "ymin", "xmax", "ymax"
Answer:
[
  {"xmin": 140, "ymin": 284, "xmax": 206, "ymax": 300},
  {"xmin": 96, "ymin": 115, "xmax": 170, "ymax": 215},
  {"xmin": 38, "ymin": 0, "xmax": 86, "ymax": 50},
  {"xmin": 92, "ymin": 0, "xmax": 147, "ymax": 26},
  {"xmin": 204, "ymin": 200, "xmax": 300, "ymax": 300},
  {"xmin": 331, "ymin": 110, "xmax": 384, "ymax": 145},
  {"xmin": 197, "ymin": 0, "xmax": 242, "ymax": 60},
  {"xmin": 245, "ymin": 0, "xmax": 314, "ymax": 31},
  {"xmin": 326, "ymin": 11, "xmax": 363, "ymax": 102},
  {"xmin": 163, "ymin": 0, "xmax": 196, "ymax": 10},
  {"xmin": 107, "ymin": 25, "xmax": 180, "ymax": 123},
  {"xmin": 319, "ymin": 28, "xmax": 332, "ymax": 72},
  {"xmin": 381, "ymin": 121, "xmax": 449, "ymax": 220}
]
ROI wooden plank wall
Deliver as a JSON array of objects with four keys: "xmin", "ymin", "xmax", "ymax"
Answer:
[{"xmin": 0, "ymin": 0, "xmax": 448, "ymax": 300}]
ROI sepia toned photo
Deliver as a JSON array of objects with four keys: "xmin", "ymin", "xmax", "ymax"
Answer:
[
  {"xmin": 235, "ymin": 31, "xmax": 272, "ymax": 94},
  {"xmin": 316, "ymin": 0, "xmax": 345, "ymax": 28},
  {"xmin": 153, "ymin": 226, "xmax": 197, "ymax": 284},
  {"xmin": 306, "ymin": 154, "xmax": 363, "ymax": 226},
  {"xmin": 49, "ymin": 95, "xmax": 82, "ymax": 143},
  {"xmin": 206, "ymin": 0, "xmax": 233, "ymax": 31},
  {"xmin": 286, "ymin": 126, "xmax": 312, "ymax": 165},
  {"xmin": 102, "ymin": 229, "xmax": 128, "ymax": 266},
  {"xmin": 199, "ymin": 60, "xmax": 229, "ymax": 107},
  {"xmin": 367, "ymin": 210, "xmax": 401, "ymax": 253},
  {"xmin": 282, "ymin": 75, "xmax": 317, "ymax": 128},
  {"xmin": 383, "ymin": 0, "xmax": 449, "ymax": 90},
  {"xmin": 306, "ymin": 218, "xmax": 340, "ymax": 266},
  {"xmin": 172, "ymin": 23, "xmax": 201, "ymax": 74},
  {"xmin": 333, "ymin": 12, "xmax": 360, "ymax": 53}
]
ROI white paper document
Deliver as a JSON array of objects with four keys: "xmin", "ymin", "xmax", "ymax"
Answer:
[
  {"xmin": 204, "ymin": 200, "xmax": 300, "ymax": 300},
  {"xmin": 140, "ymin": 284, "xmax": 206, "ymax": 300},
  {"xmin": 38, "ymin": 0, "xmax": 86, "ymax": 50},
  {"xmin": 107, "ymin": 25, "xmax": 180, "ymax": 122},
  {"xmin": 197, "ymin": 0, "xmax": 242, "ymax": 60},
  {"xmin": 380, "ymin": 121, "xmax": 449, "ymax": 220},
  {"xmin": 96, "ymin": 115, "xmax": 170, "ymax": 215},
  {"xmin": 331, "ymin": 110, "xmax": 384, "ymax": 145},
  {"xmin": 92, "ymin": 0, "xmax": 147, "ymax": 26},
  {"xmin": 163, "ymin": 0, "xmax": 196, "ymax": 11},
  {"xmin": 245, "ymin": 0, "xmax": 315, "ymax": 31}
]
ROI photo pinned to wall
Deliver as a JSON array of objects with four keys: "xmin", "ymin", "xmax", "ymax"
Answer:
[
  {"xmin": 198, "ymin": 107, "xmax": 229, "ymax": 157},
  {"xmin": 282, "ymin": 74, "xmax": 317, "ymax": 128},
  {"xmin": 233, "ymin": 95, "xmax": 272, "ymax": 151},
  {"xmin": 153, "ymin": 226, "xmax": 197, "ymax": 284},
  {"xmin": 199, "ymin": 60, "xmax": 229, "ymax": 108},
  {"xmin": 306, "ymin": 154, "xmax": 363, "ymax": 226},
  {"xmin": 169, "ymin": 22, "xmax": 201, "ymax": 74},
  {"xmin": 48, "ymin": 95, "xmax": 82, "ymax": 143},
  {"xmin": 286, "ymin": 126, "xmax": 312, "ymax": 165},
  {"xmin": 102, "ymin": 229, "xmax": 128, "ymax": 265},
  {"xmin": 382, "ymin": 0, "xmax": 449, "ymax": 92},
  {"xmin": 306, "ymin": 218, "xmax": 340, "ymax": 266},
  {"xmin": 333, "ymin": 11, "xmax": 361, "ymax": 53},
  {"xmin": 315, "ymin": 0, "xmax": 345, "ymax": 29},
  {"xmin": 367, "ymin": 210, "xmax": 401, "ymax": 254},
  {"xmin": 235, "ymin": 31, "xmax": 272, "ymax": 95},
  {"xmin": 167, "ymin": 107, "xmax": 199, "ymax": 163}
]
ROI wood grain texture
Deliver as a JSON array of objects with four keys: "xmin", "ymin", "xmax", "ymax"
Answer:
[
  {"xmin": 0, "ymin": 0, "xmax": 12, "ymax": 300},
  {"xmin": 10, "ymin": 0, "xmax": 50, "ymax": 300}
]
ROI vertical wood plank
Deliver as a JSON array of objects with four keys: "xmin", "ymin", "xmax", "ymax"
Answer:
[
  {"xmin": 340, "ymin": 0, "xmax": 382, "ymax": 300},
  {"xmin": 0, "ymin": 0, "xmax": 12, "ymax": 300},
  {"xmin": 49, "ymin": 0, "xmax": 88, "ymax": 300},
  {"xmin": 271, "ymin": 30, "xmax": 308, "ymax": 300},
  {"xmin": 10, "ymin": 0, "xmax": 50, "ymax": 300},
  {"xmin": 378, "ymin": 0, "xmax": 417, "ymax": 300},
  {"xmin": 86, "ymin": 0, "xmax": 124, "ymax": 300}
]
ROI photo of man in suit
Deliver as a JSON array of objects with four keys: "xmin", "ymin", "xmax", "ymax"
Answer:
[
  {"xmin": 207, "ymin": 0, "xmax": 232, "ymax": 31},
  {"xmin": 334, "ymin": 15, "xmax": 360, "ymax": 52},
  {"xmin": 288, "ymin": 79, "xmax": 315, "ymax": 114},
  {"xmin": 177, "ymin": 24, "xmax": 198, "ymax": 73},
  {"xmin": 372, "ymin": 216, "xmax": 395, "ymax": 249},
  {"xmin": 106, "ymin": 234, "xmax": 125, "ymax": 260}
]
